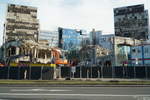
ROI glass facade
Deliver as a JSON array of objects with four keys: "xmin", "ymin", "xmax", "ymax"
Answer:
[
  {"xmin": 59, "ymin": 28, "xmax": 82, "ymax": 51},
  {"xmin": 90, "ymin": 30, "xmax": 102, "ymax": 45},
  {"xmin": 117, "ymin": 45, "xmax": 131, "ymax": 66},
  {"xmin": 39, "ymin": 30, "xmax": 58, "ymax": 47}
]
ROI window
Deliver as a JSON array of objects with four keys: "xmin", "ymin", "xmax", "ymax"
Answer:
[
  {"xmin": 132, "ymin": 49, "xmax": 136, "ymax": 53},
  {"xmin": 144, "ymin": 48, "xmax": 148, "ymax": 54}
]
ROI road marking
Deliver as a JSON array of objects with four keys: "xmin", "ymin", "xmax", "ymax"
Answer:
[
  {"xmin": 11, "ymin": 89, "xmax": 72, "ymax": 92},
  {"xmin": 0, "ymin": 93, "xmax": 150, "ymax": 97},
  {"xmin": 0, "ymin": 99, "xmax": 9, "ymax": 100}
]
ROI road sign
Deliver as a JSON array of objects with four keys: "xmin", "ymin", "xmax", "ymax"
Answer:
[{"xmin": 71, "ymin": 67, "xmax": 76, "ymax": 73}]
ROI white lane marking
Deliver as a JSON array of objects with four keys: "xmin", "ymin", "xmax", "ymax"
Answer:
[
  {"xmin": 11, "ymin": 89, "xmax": 72, "ymax": 92},
  {"xmin": 0, "ymin": 93, "xmax": 150, "ymax": 97},
  {"xmin": 49, "ymin": 89, "xmax": 72, "ymax": 92},
  {"xmin": 0, "ymin": 99, "xmax": 9, "ymax": 100}
]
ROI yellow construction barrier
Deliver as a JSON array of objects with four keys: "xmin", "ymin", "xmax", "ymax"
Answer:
[{"xmin": 10, "ymin": 63, "xmax": 56, "ymax": 67}]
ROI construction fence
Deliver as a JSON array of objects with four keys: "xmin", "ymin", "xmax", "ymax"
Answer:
[{"xmin": 0, "ymin": 66, "xmax": 150, "ymax": 80}]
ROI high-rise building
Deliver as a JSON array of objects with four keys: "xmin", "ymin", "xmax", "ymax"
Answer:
[
  {"xmin": 114, "ymin": 4, "xmax": 149, "ymax": 40},
  {"xmin": 90, "ymin": 29, "xmax": 102, "ymax": 45},
  {"xmin": 39, "ymin": 30, "xmax": 58, "ymax": 47},
  {"xmin": 5, "ymin": 4, "xmax": 39, "ymax": 42},
  {"xmin": 58, "ymin": 27, "xmax": 84, "ymax": 51}
]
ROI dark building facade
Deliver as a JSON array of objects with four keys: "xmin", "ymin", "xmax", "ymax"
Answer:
[
  {"xmin": 114, "ymin": 4, "xmax": 149, "ymax": 40},
  {"xmin": 90, "ymin": 29, "xmax": 102, "ymax": 45},
  {"xmin": 5, "ymin": 4, "xmax": 39, "ymax": 42}
]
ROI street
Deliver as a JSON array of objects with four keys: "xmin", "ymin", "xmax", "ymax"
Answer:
[{"xmin": 0, "ymin": 86, "xmax": 150, "ymax": 100}]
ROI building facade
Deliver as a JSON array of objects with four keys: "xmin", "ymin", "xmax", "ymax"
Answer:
[
  {"xmin": 114, "ymin": 4, "xmax": 149, "ymax": 40},
  {"xmin": 1, "ymin": 40, "xmax": 52, "ymax": 64},
  {"xmin": 131, "ymin": 44, "xmax": 150, "ymax": 66},
  {"xmin": 58, "ymin": 27, "xmax": 83, "ymax": 51},
  {"xmin": 79, "ymin": 45, "xmax": 110, "ymax": 66},
  {"xmin": 98, "ymin": 34, "xmax": 114, "ymax": 50},
  {"xmin": 113, "ymin": 36, "xmax": 142, "ymax": 66},
  {"xmin": 39, "ymin": 30, "xmax": 58, "ymax": 47},
  {"xmin": 96, "ymin": 35, "xmax": 141, "ymax": 66},
  {"xmin": 90, "ymin": 29, "xmax": 102, "ymax": 45},
  {"xmin": 5, "ymin": 4, "xmax": 39, "ymax": 42}
]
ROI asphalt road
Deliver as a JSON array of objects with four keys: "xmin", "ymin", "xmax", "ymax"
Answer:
[{"xmin": 0, "ymin": 86, "xmax": 150, "ymax": 100}]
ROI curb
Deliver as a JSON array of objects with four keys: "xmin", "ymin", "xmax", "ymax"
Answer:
[{"xmin": 1, "ymin": 84, "xmax": 150, "ymax": 87}]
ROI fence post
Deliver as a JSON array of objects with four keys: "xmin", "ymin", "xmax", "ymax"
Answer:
[
  {"xmin": 29, "ymin": 65, "xmax": 31, "ymax": 80},
  {"xmin": 123, "ymin": 66, "xmax": 124, "ymax": 78},
  {"xmin": 18, "ymin": 66, "xmax": 20, "ymax": 80},
  {"xmin": 123, "ymin": 66, "xmax": 127, "ymax": 78},
  {"xmin": 101, "ymin": 66, "xmax": 103, "ymax": 79},
  {"xmin": 87, "ymin": 69, "xmax": 89, "ymax": 79},
  {"xmin": 40, "ymin": 66, "xmax": 43, "ymax": 80},
  {"xmin": 59, "ymin": 66, "xmax": 61, "ymax": 79},
  {"xmin": 80, "ymin": 66, "xmax": 82, "ymax": 78},
  {"xmin": 7, "ymin": 66, "xmax": 10, "ymax": 79},
  {"xmin": 91, "ymin": 67, "xmax": 92, "ymax": 78},
  {"xmin": 112, "ymin": 66, "xmax": 114, "ymax": 79},
  {"xmin": 134, "ymin": 66, "xmax": 136, "ymax": 79},
  {"xmin": 70, "ymin": 67, "xmax": 71, "ymax": 78},
  {"xmin": 145, "ymin": 66, "xmax": 148, "ymax": 79},
  {"xmin": 98, "ymin": 70, "xmax": 100, "ymax": 79}
]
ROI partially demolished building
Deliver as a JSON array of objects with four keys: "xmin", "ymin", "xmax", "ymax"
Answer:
[
  {"xmin": 2, "ymin": 4, "xmax": 52, "ymax": 64},
  {"xmin": 79, "ymin": 45, "xmax": 110, "ymax": 66},
  {"xmin": 5, "ymin": 4, "xmax": 39, "ymax": 42},
  {"xmin": 2, "ymin": 40, "xmax": 51, "ymax": 64},
  {"xmin": 97, "ymin": 36, "xmax": 142, "ymax": 66}
]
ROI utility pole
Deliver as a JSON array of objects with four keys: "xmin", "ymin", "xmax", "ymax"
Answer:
[{"xmin": 3, "ymin": 23, "xmax": 6, "ymax": 64}]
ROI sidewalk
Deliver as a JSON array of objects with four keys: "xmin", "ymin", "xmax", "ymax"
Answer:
[
  {"xmin": 58, "ymin": 78, "xmax": 150, "ymax": 82},
  {"xmin": 0, "ymin": 78, "xmax": 150, "ymax": 87}
]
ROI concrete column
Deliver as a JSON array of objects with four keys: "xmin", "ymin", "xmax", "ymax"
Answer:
[
  {"xmin": 53, "ymin": 67, "xmax": 57, "ymax": 79},
  {"xmin": 34, "ymin": 48, "xmax": 36, "ymax": 58},
  {"xmin": 36, "ymin": 49, "xmax": 39, "ymax": 58},
  {"xmin": 16, "ymin": 47, "xmax": 20, "ymax": 55},
  {"xmin": 45, "ymin": 51, "xmax": 47, "ymax": 63},
  {"xmin": 16, "ymin": 47, "xmax": 20, "ymax": 63}
]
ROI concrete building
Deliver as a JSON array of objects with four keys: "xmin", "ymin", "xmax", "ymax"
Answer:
[
  {"xmin": 114, "ymin": 4, "xmax": 149, "ymax": 40},
  {"xmin": 38, "ymin": 40, "xmax": 49, "ymax": 46},
  {"xmin": 96, "ymin": 35, "xmax": 142, "ymax": 66},
  {"xmin": 39, "ymin": 30, "xmax": 58, "ymax": 47},
  {"xmin": 5, "ymin": 4, "xmax": 39, "ymax": 42},
  {"xmin": 1, "ymin": 40, "xmax": 52, "ymax": 64},
  {"xmin": 79, "ymin": 45, "xmax": 110, "ymax": 66},
  {"xmin": 1, "ymin": 4, "xmax": 42, "ymax": 63},
  {"xmin": 112, "ymin": 36, "xmax": 142, "ymax": 66}
]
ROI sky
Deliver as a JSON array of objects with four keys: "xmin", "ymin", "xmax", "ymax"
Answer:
[{"xmin": 0, "ymin": 0, "xmax": 149, "ymax": 46}]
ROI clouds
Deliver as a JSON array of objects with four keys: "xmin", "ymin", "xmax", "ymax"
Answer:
[
  {"xmin": 35, "ymin": 0, "xmax": 114, "ymax": 33},
  {"xmin": 112, "ymin": 0, "xmax": 148, "ymax": 8},
  {"xmin": 0, "ymin": 0, "xmax": 148, "ymax": 46}
]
